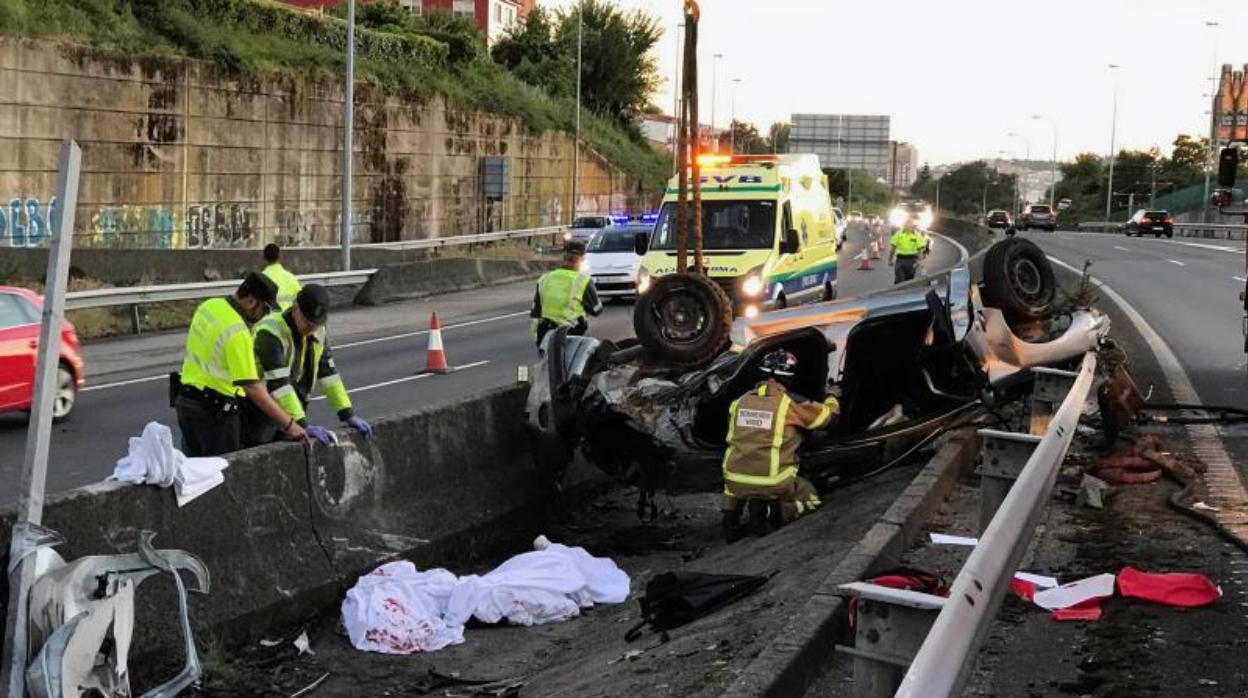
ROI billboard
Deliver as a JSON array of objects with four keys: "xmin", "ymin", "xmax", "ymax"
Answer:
[{"xmin": 1214, "ymin": 64, "xmax": 1248, "ymax": 143}]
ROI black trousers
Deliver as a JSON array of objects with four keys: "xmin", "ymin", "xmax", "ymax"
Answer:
[
  {"xmin": 175, "ymin": 393, "xmax": 241, "ymax": 457},
  {"xmin": 894, "ymin": 256, "xmax": 919, "ymax": 284}
]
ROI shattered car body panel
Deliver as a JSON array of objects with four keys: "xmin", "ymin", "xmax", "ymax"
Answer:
[{"xmin": 527, "ymin": 258, "xmax": 1109, "ymax": 492}]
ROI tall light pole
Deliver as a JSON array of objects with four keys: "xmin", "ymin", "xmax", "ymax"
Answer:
[
  {"xmin": 340, "ymin": 0, "xmax": 355, "ymax": 270},
  {"xmin": 1007, "ymin": 131, "xmax": 1030, "ymax": 210},
  {"xmin": 729, "ymin": 77, "xmax": 742, "ymax": 153},
  {"xmin": 1105, "ymin": 63, "xmax": 1121, "ymax": 220},
  {"xmin": 1032, "ymin": 115, "xmax": 1058, "ymax": 206},
  {"xmin": 1203, "ymin": 21, "xmax": 1220, "ymax": 215},
  {"xmin": 711, "ymin": 53, "xmax": 723, "ymax": 151},
  {"xmin": 999, "ymin": 149, "xmax": 1020, "ymax": 218},
  {"xmin": 569, "ymin": 5, "xmax": 583, "ymax": 224}
]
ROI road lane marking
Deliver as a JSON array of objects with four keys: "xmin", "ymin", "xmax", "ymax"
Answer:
[
  {"xmin": 1171, "ymin": 240, "xmax": 1241, "ymax": 253},
  {"xmin": 1113, "ymin": 245, "xmax": 1128, "ymax": 252},
  {"xmin": 335, "ymin": 311, "xmax": 530, "ymax": 350},
  {"xmin": 1046, "ymin": 255, "xmax": 1248, "ymax": 536},
  {"xmin": 311, "ymin": 360, "xmax": 491, "ymax": 400},
  {"xmin": 1167, "ymin": 259, "xmax": 1186, "ymax": 267},
  {"xmin": 83, "ymin": 311, "xmax": 528, "ymax": 393},
  {"xmin": 81, "ymin": 373, "xmax": 167, "ymax": 393},
  {"xmin": 1235, "ymin": 276, "xmax": 1246, "ymax": 283}
]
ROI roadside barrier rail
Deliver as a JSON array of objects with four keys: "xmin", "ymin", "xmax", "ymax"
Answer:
[
  {"xmin": 1077, "ymin": 221, "xmax": 1247, "ymax": 239},
  {"xmin": 838, "ymin": 352, "xmax": 1098, "ymax": 698}
]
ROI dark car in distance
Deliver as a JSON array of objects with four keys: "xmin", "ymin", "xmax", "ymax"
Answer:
[
  {"xmin": 1124, "ymin": 209, "xmax": 1174, "ymax": 238},
  {"xmin": 1021, "ymin": 204, "xmax": 1057, "ymax": 231},
  {"xmin": 985, "ymin": 210, "xmax": 1013, "ymax": 229}
]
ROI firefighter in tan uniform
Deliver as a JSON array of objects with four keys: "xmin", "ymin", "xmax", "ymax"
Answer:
[{"xmin": 721, "ymin": 350, "xmax": 839, "ymax": 541}]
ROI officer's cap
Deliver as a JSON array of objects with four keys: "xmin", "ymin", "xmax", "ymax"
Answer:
[
  {"xmin": 239, "ymin": 272, "xmax": 278, "ymax": 310},
  {"xmin": 565, "ymin": 240, "xmax": 587, "ymax": 257},
  {"xmin": 296, "ymin": 284, "xmax": 331, "ymax": 326}
]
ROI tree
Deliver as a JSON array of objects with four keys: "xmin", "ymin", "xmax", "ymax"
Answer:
[
  {"xmin": 727, "ymin": 119, "xmax": 767, "ymax": 154},
  {"xmin": 492, "ymin": 0, "xmax": 662, "ymax": 124},
  {"xmin": 910, "ymin": 161, "xmax": 1015, "ymax": 216},
  {"xmin": 766, "ymin": 122, "xmax": 790, "ymax": 154},
  {"xmin": 826, "ymin": 169, "xmax": 892, "ymax": 214}
]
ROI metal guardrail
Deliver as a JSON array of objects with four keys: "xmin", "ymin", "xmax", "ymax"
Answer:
[
  {"xmin": 837, "ymin": 352, "xmax": 1098, "ymax": 698},
  {"xmin": 1078, "ymin": 220, "xmax": 1247, "ymax": 239},
  {"xmin": 63, "ymin": 225, "xmax": 569, "ymax": 313}
]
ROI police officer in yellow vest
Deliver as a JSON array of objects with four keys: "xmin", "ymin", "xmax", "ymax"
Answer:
[
  {"xmin": 721, "ymin": 350, "xmax": 839, "ymax": 541},
  {"xmin": 889, "ymin": 216, "xmax": 929, "ymax": 284},
  {"xmin": 262, "ymin": 243, "xmax": 302, "ymax": 311},
  {"xmin": 529, "ymin": 240, "xmax": 602, "ymax": 350},
  {"xmin": 241, "ymin": 284, "xmax": 373, "ymax": 447},
  {"xmin": 176, "ymin": 272, "xmax": 307, "ymax": 456}
]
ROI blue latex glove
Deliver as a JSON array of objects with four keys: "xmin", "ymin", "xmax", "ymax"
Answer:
[
  {"xmin": 347, "ymin": 416, "xmax": 373, "ymax": 440},
  {"xmin": 305, "ymin": 425, "xmax": 338, "ymax": 446}
]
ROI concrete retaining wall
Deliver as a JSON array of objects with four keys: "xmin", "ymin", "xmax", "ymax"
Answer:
[
  {"xmin": 354, "ymin": 257, "xmax": 555, "ymax": 305},
  {"xmin": 0, "ymin": 384, "xmax": 605, "ymax": 669},
  {"xmin": 0, "ymin": 36, "xmax": 642, "ymax": 252}
]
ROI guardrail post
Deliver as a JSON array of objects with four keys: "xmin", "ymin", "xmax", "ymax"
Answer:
[
  {"xmin": 129, "ymin": 303, "xmax": 142, "ymax": 335},
  {"xmin": 835, "ymin": 583, "xmax": 946, "ymax": 698},
  {"xmin": 1028, "ymin": 367, "xmax": 1078, "ymax": 435},
  {"xmin": 976, "ymin": 429, "xmax": 1042, "ymax": 534}
]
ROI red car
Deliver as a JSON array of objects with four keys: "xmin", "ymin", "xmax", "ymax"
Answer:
[{"xmin": 0, "ymin": 286, "xmax": 85, "ymax": 421}]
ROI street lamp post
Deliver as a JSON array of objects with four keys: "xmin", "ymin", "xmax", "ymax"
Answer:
[
  {"xmin": 340, "ymin": 0, "xmax": 355, "ymax": 270},
  {"xmin": 729, "ymin": 77, "xmax": 742, "ymax": 154},
  {"xmin": 711, "ymin": 53, "xmax": 723, "ymax": 151},
  {"xmin": 570, "ymin": 6, "xmax": 583, "ymax": 225},
  {"xmin": 1105, "ymin": 63, "xmax": 1121, "ymax": 220},
  {"xmin": 1032, "ymin": 115, "xmax": 1058, "ymax": 207},
  {"xmin": 672, "ymin": 21, "xmax": 684, "ymax": 173},
  {"xmin": 999, "ymin": 149, "xmax": 1020, "ymax": 218},
  {"xmin": 1007, "ymin": 131, "xmax": 1031, "ymax": 216},
  {"xmin": 1203, "ymin": 21, "xmax": 1220, "ymax": 216}
]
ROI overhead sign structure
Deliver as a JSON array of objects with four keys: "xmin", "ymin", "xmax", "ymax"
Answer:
[{"xmin": 1214, "ymin": 64, "xmax": 1248, "ymax": 144}]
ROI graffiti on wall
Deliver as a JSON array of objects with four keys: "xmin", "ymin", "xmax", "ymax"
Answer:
[
  {"xmin": 0, "ymin": 197, "xmax": 56, "ymax": 247},
  {"xmin": 186, "ymin": 204, "xmax": 255, "ymax": 249},
  {"xmin": 92, "ymin": 205, "xmax": 177, "ymax": 249}
]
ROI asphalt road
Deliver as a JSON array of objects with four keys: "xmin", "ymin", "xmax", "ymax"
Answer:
[{"xmin": 0, "ymin": 227, "xmax": 962, "ymax": 506}]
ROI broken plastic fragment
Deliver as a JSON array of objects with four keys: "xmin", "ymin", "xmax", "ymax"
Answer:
[
  {"xmin": 1051, "ymin": 600, "xmax": 1103, "ymax": 622},
  {"xmin": 1117, "ymin": 567, "xmax": 1221, "ymax": 608},
  {"xmin": 294, "ymin": 631, "xmax": 314, "ymax": 656},
  {"xmin": 928, "ymin": 533, "xmax": 978, "ymax": 546},
  {"xmin": 1032, "ymin": 573, "xmax": 1115, "ymax": 611}
]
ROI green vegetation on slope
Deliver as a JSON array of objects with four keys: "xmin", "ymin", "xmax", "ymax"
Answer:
[{"xmin": 0, "ymin": 0, "xmax": 668, "ymax": 191}]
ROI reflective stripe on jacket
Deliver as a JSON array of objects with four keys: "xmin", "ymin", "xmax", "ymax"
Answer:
[
  {"xmin": 890, "ymin": 229, "xmax": 927, "ymax": 257},
  {"xmin": 180, "ymin": 297, "xmax": 257, "ymax": 398},
  {"xmin": 264, "ymin": 263, "xmax": 302, "ymax": 311},
  {"xmin": 722, "ymin": 379, "xmax": 839, "ymax": 495},
  {"xmin": 254, "ymin": 310, "xmax": 352, "ymax": 423}
]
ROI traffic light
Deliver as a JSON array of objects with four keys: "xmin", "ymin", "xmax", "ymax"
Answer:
[{"xmin": 1217, "ymin": 147, "xmax": 1239, "ymax": 188}]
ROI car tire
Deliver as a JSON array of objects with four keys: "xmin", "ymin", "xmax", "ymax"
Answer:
[
  {"xmin": 633, "ymin": 273, "xmax": 732, "ymax": 368},
  {"xmin": 980, "ymin": 238, "xmax": 1057, "ymax": 322},
  {"xmin": 1165, "ymin": 231, "xmax": 1173, "ymax": 238},
  {"xmin": 822, "ymin": 281, "xmax": 837, "ymax": 302},
  {"xmin": 51, "ymin": 365, "xmax": 76, "ymax": 422}
]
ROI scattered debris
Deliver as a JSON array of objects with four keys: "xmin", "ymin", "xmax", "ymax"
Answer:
[
  {"xmin": 294, "ymin": 630, "xmax": 314, "ymax": 656},
  {"xmin": 259, "ymin": 638, "xmax": 282, "ymax": 648},
  {"xmin": 929, "ymin": 533, "xmax": 978, "ymax": 546},
  {"xmin": 1033, "ymin": 573, "xmax": 1116, "ymax": 612},
  {"xmin": 1192, "ymin": 501, "xmax": 1221, "ymax": 513},
  {"xmin": 625, "ymin": 570, "xmax": 773, "ymax": 642},
  {"xmin": 290, "ymin": 671, "xmax": 330, "ymax": 698},
  {"xmin": 1077, "ymin": 474, "xmax": 1112, "ymax": 509},
  {"xmin": 608, "ymin": 649, "xmax": 646, "ymax": 665},
  {"xmin": 1117, "ymin": 567, "xmax": 1222, "ymax": 608}
]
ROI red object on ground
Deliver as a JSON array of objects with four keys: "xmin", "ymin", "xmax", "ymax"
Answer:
[
  {"xmin": 1097, "ymin": 467, "xmax": 1163, "ymax": 485},
  {"xmin": 1009, "ymin": 578, "xmax": 1037, "ymax": 602},
  {"xmin": 857, "ymin": 251, "xmax": 872, "ymax": 270},
  {"xmin": 1117, "ymin": 567, "xmax": 1221, "ymax": 608},
  {"xmin": 421, "ymin": 311, "xmax": 451, "ymax": 374},
  {"xmin": 1051, "ymin": 600, "xmax": 1103, "ymax": 622}
]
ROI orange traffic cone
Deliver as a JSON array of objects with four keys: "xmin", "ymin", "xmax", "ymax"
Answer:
[
  {"xmin": 421, "ymin": 311, "xmax": 452, "ymax": 374},
  {"xmin": 857, "ymin": 249, "xmax": 872, "ymax": 271},
  {"xmin": 869, "ymin": 238, "xmax": 881, "ymax": 260}
]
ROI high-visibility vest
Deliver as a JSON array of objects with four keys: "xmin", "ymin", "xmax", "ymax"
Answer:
[
  {"xmin": 722, "ymin": 380, "xmax": 838, "ymax": 492},
  {"xmin": 264, "ymin": 263, "xmax": 302, "ymax": 311},
  {"xmin": 537, "ymin": 268, "xmax": 592, "ymax": 325},
  {"xmin": 254, "ymin": 312, "xmax": 351, "ymax": 422},
  {"xmin": 890, "ymin": 229, "xmax": 926, "ymax": 257},
  {"xmin": 180, "ymin": 298, "xmax": 257, "ymax": 398}
]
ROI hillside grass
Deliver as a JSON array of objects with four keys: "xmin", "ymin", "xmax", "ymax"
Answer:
[{"xmin": 0, "ymin": 0, "xmax": 668, "ymax": 191}]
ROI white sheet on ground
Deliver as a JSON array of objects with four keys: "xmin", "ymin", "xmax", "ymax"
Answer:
[
  {"xmin": 1032, "ymin": 573, "xmax": 1116, "ymax": 610},
  {"xmin": 341, "ymin": 537, "xmax": 630, "ymax": 654},
  {"xmin": 111, "ymin": 422, "xmax": 228, "ymax": 507}
]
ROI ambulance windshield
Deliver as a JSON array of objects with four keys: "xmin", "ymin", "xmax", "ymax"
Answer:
[{"xmin": 649, "ymin": 201, "xmax": 777, "ymax": 251}]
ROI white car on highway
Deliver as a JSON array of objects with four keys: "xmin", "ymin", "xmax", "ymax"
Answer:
[{"xmin": 580, "ymin": 224, "xmax": 649, "ymax": 299}]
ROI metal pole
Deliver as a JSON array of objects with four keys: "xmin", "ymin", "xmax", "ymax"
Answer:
[
  {"xmin": 729, "ymin": 78, "xmax": 740, "ymax": 154},
  {"xmin": 1, "ymin": 140, "xmax": 81, "ymax": 697},
  {"xmin": 570, "ymin": 6, "xmax": 583, "ymax": 225},
  {"xmin": 1106, "ymin": 64, "xmax": 1120, "ymax": 220},
  {"xmin": 1204, "ymin": 21, "xmax": 1220, "ymax": 219},
  {"xmin": 711, "ymin": 53, "xmax": 722, "ymax": 151},
  {"xmin": 340, "ymin": 0, "xmax": 355, "ymax": 271},
  {"xmin": 935, "ymin": 176, "xmax": 941, "ymax": 212}
]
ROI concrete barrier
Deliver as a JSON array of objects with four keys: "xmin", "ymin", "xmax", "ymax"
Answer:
[
  {"xmin": 354, "ymin": 258, "xmax": 557, "ymax": 306},
  {"xmin": 0, "ymin": 384, "xmax": 607, "ymax": 669}
]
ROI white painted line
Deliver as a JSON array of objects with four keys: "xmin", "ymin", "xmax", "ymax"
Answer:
[
  {"xmin": 311, "ymin": 360, "xmax": 491, "ymax": 400},
  {"xmin": 1235, "ymin": 276, "xmax": 1246, "ymax": 283},
  {"xmin": 1170, "ymin": 240, "xmax": 1241, "ymax": 253},
  {"xmin": 1113, "ymin": 246, "xmax": 1129, "ymax": 252},
  {"xmin": 83, "ymin": 311, "xmax": 527, "ymax": 393},
  {"xmin": 335, "ymin": 311, "xmax": 530, "ymax": 350},
  {"xmin": 1167, "ymin": 259, "xmax": 1186, "ymax": 267},
  {"xmin": 928, "ymin": 232, "xmax": 969, "ymax": 265},
  {"xmin": 81, "ymin": 373, "xmax": 167, "ymax": 393}
]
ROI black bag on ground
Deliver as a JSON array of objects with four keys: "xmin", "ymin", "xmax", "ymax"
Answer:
[{"xmin": 625, "ymin": 570, "xmax": 773, "ymax": 641}]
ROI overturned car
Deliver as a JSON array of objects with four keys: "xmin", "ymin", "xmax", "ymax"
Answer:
[{"xmin": 526, "ymin": 238, "xmax": 1109, "ymax": 495}]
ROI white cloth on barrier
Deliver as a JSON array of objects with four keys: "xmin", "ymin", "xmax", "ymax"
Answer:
[
  {"xmin": 111, "ymin": 421, "xmax": 228, "ymax": 507},
  {"xmin": 341, "ymin": 537, "xmax": 630, "ymax": 654}
]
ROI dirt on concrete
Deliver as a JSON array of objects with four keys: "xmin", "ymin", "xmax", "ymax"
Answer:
[
  {"xmin": 189, "ymin": 462, "xmax": 923, "ymax": 697},
  {"xmin": 808, "ymin": 422, "xmax": 1248, "ymax": 697}
]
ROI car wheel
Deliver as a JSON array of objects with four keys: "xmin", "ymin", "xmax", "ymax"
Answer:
[
  {"xmin": 52, "ymin": 365, "xmax": 76, "ymax": 422},
  {"xmin": 1165, "ymin": 231, "xmax": 1173, "ymax": 238},
  {"xmin": 633, "ymin": 273, "xmax": 732, "ymax": 368},
  {"xmin": 822, "ymin": 281, "xmax": 837, "ymax": 302},
  {"xmin": 980, "ymin": 238, "xmax": 1057, "ymax": 323},
  {"xmin": 776, "ymin": 294, "xmax": 788, "ymax": 310}
]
